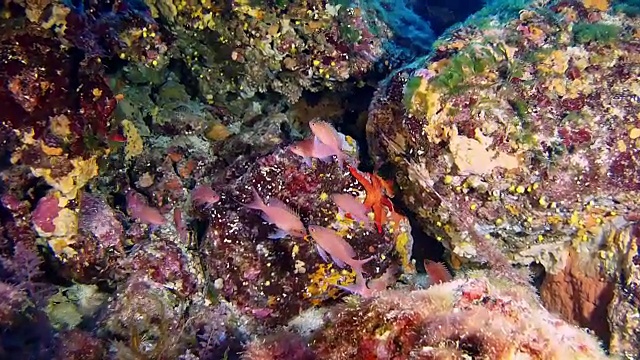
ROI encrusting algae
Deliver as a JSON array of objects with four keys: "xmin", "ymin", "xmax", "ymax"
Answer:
[{"xmin": 0, "ymin": 0, "xmax": 633, "ymax": 358}]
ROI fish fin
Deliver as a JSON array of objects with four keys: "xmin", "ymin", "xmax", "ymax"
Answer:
[
  {"xmin": 424, "ymin": 260, "xmax": 453, "ymax": 285},
  {"xmin": 331, "ymin": 255, "xmax": 347, "ymax": 269},
  {"xmin": 335, "ymin": 271, "xmax": 371, "ymax": 297},
  {"xmin": 350, "ymin": 256, "xmax": 375, "ymax": 275},
  {"xmin": 245, "ymin": 187, "xmax": 266, "ymax": 210},
  {"xmin": 313, "ymin": 134, "xmax": 327, "ymax": 148},
  {"xmin": 315, "ymin": 244, "xmax": 330, "ymax": 263},
  {"xmin": 339, "ymin": 135, "xmax": 349, "ymax": 150},
  {"xmin": 336, "ymin": 151, "xmax": 349, "ymax": 170},
  {"xmin": 268, "ymin": 228, "xmax": 289, "ymax": 240},
  {"xmin": 303, "ymin": 157, "xmax": 312, "ymax": 167},
  {"xmin": 267, "ymin": 197, "xmax": 301, "ymax": 218}
]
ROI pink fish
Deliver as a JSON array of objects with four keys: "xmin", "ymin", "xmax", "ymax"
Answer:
[
  {"xmin": 424, "ymin": 259, "xmax": 453, "ymax": 285},
  {"xmin": 245, "ymin": 188, "xmax": 306, "ymax": 239},
  {"xmin": 289, "ymin": 137, "xmax": 337, "ymax": 167},
  {"xmin": 337, "ymin": 265, "xmax": 397, "ymax": 298},
  {"xmin": 309, "ymin": 120, "xmax": 349, "ymax": 167},
  {"xmin": 126, "ymin": 190, "xmax": 167, "ymax": 226},
  {"xmin": 173, "ymin": 208, "xmax": 189, "ymax": 241},
  {"xmin": 331, "ymin": 193, "xmax": 373, "ymax": 229},
  {"xmin": 307, "ymin": 225, "xmax": 373, "ymax": 275},
  {"xmin": 191, "ymin": 185, "xmax": 220, "ymax": 208}
]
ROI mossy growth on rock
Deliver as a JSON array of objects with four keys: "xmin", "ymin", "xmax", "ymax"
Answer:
[{"xmin": 573, "ymin": 22, "xmax": 622, "ymax": 44}]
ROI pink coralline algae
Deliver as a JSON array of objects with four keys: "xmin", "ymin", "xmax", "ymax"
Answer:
[
  {"xmin": 244, "ymin": 274, "xmax": 609, "ymax": 360},
  {"xmin": 31, "ymin": 195, "xmax": 61, "ymax": 235},
  {"xmin": 0, "ymin": 24, "xmax": 117, "ymax": 158},
  {"xmin": 78, "ymin": 193, "xmax": 125, "ymax": 250}
]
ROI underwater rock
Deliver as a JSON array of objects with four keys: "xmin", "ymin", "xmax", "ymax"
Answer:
[
  {"xmin": 199, "ymin": 134, "xmax": 414, "ymax": 327},
  {"xmin": 0, "ymin": 20, "xmax": 116, "ymax": 159},
  {"xmin": 244, "ymin": 273, "xmax": 609, "ymax": 360},
  {"xmin": 34, "ymin": 192, "xmax": 126, "ymax": 285},
  {"xmin": 367, "ymin": 0, "xmax": 640, "ymax": 355},
  {"xmin": 52, "ymin": 329, "xmax": 106, "ymax": 360},
  {"xmin": 144, "ymin": 0, "xmax": 389, "ymax": 109}
]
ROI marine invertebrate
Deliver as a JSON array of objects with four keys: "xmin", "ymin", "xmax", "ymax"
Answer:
[{"xmin": 347, "ymin": 166, "xmax": 395, "ymax": 233}]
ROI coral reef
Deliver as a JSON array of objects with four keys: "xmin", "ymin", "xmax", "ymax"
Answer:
[
  {"xmin": 0, "ymin": 0, "xmax": 633, "ymax": 358},
  {"xmin": 367, "ymin": 0, "xmax": 640, "ymax": 356},
  {"xmin": 243, "ymin": 273, "xmax": 609, "ymax": 360},
  {"xmin": 143, "ymin": 0, "xmax": 388, "ymax": 107},
  {"xmin": 199, "ymin": 135, "xmax": 413, "ymax": 325}
]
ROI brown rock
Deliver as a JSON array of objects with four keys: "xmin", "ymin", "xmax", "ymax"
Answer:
[{"xmin": 540, "ymin": 250, "xmax": 615, "ymax": 346}]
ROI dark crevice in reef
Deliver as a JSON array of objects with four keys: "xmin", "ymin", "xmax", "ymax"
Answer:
[
  {"xmin": 169, "ymin": 58, "xmax": 203, "ymax": 100},
  {"xmin": 337, "ymin": 84, "xmax": 378, "ymax": 173},
  {"xmin": 398, "ymin": 202, "xmax": 449, "ymax": 274},
  {"xmin": 337, "ymin": 85, "xmax": 449, "ymax": 271},
  {"xmin": 411, "ymin": 0, "xmax": 485, "ymax": 36}
]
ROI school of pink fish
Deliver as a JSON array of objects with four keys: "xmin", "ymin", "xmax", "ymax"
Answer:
[{"xmin": 125, "ymin": 119, "xmax": 398, "ymax": 297}]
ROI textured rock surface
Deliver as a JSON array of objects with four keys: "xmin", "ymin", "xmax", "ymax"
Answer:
[
  {"xmin": 199, "ymin": 139, "xmax": 413, "ymax": 326},
  {"xmin": 244, "ymin": 273, "xmax": 609, "ymax": 360},
  {"xmin": 367, "ymin": 0, "xmax": 640, "ymax": 355}
]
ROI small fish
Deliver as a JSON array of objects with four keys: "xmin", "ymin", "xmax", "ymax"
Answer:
[
  {"xmin": 330, "ymin": 193, "xmax": 373, "ymax": 229},
  {"xmin": 108, "ymin": 131, "xmax": 127, "ymax": 143},
  {"xmin": 245, "ymin": 188, "xmax": 306, "ymax": 239},
  {"xmin": 173, "ymin": 208, "xmax": 189, "ymax": 241},
  {"xmin": 289, "ymin": 137, "xmax": 337, "ymax": 167},
  {"xmin": 309, "ymin": 120, "xmax": 349, "ymax": 167},
  {"xmin": 307, "ymin": 225, "xmax": 373, "ymax": 275},
  {"xmin": 424, "ymin": 259, "xmax": 453, "ymax": 285},
  {"xmin": 126, "ymin": 190, "xmax": 166, "ymax": 226},
  {"xmin": 336, "ymin": 265, "xmax": 397, "ymax": 298},
  {"xmin": 191, "ymin": 185, "xmax": 220, "ymax": 208}
]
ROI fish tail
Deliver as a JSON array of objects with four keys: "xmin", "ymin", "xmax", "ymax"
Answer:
[
  {"xmin": 351, "ymin": 256, "xmax": 375, "ymax": 275},
  {"xmin": 334, "ymin": 271, "xmax": 371, "ymax": 297},
  {"xmin": 335, "ymin": 151, "xmax": 351, "ymax": 170},
  {"xmin": 245, "ymin": 187, "xmax": 266, "ymax": 210}
]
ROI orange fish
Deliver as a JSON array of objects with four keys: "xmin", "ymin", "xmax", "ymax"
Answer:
[
  {"xmin": 245, "ymin": 188, "xmax": 306, "ymax": 239},
  {"xmin": 424, "ymin": 259, "xmax": 452, "ymax": 285},
  {"xmin": 308, "ymin": 225, "xmax": 373, "ymax": 275}
]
